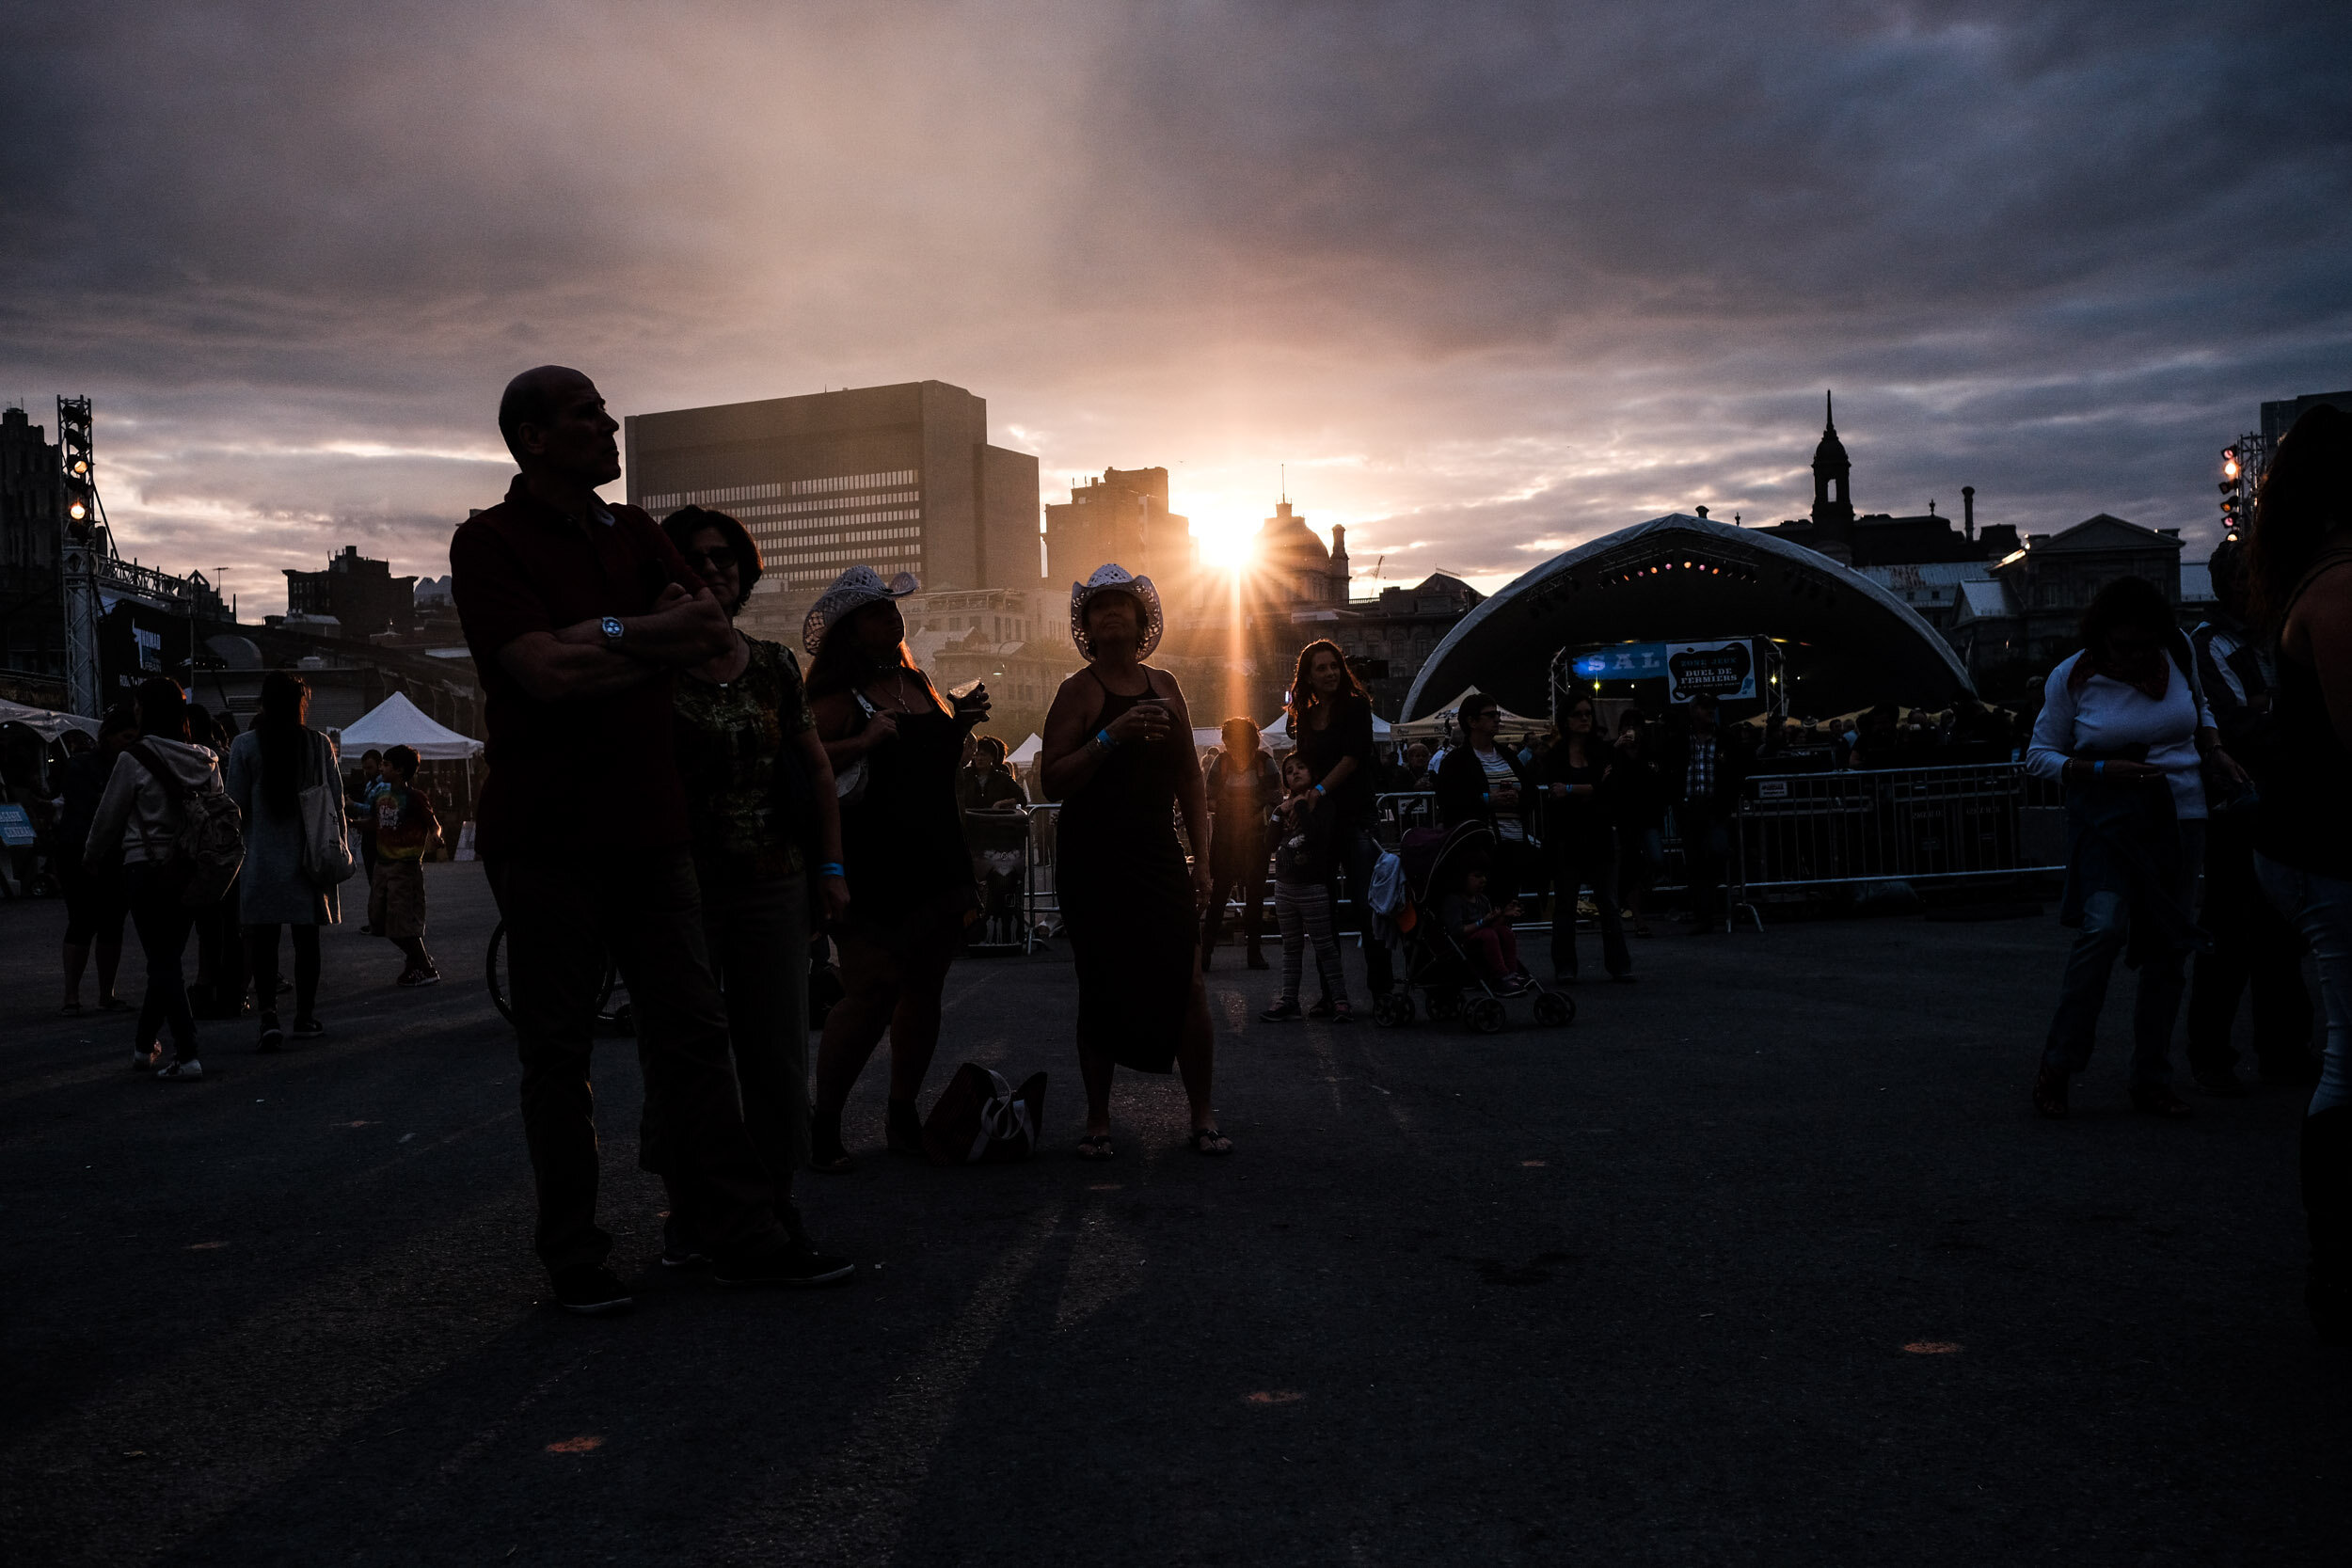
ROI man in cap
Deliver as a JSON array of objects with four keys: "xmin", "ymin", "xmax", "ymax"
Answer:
[{"xmin": 451, "ymin": 365, "xmax": 851, "ymax": 1314}]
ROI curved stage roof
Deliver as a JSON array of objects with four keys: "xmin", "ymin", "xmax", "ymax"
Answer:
[{"xmin": 1400, "ymin": 514, "xmax": 1975, "ymax": 721}]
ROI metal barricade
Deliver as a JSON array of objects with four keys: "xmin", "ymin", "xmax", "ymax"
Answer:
[
  {"xmin": 1018, "ymin": 800, "xmax": 1062, "ymax": 954},
  {"xmin": 1731, "ymin": 761, "xmax": 2064, "ymax": 905}
]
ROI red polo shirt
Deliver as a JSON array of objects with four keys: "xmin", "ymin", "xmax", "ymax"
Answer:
[{"xmin": 451, "ymin": 475, "xmax": 697, "ymax": 863}]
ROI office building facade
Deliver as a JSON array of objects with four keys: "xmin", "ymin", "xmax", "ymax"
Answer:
[{"xmin": 625, "ymin": 381, "xmax": 1041, "ymax": 641}]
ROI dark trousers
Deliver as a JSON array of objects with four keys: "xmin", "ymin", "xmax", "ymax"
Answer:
[
  {"xmin": 246, "ymin": 923, "xmax": 322, "ymax": 1022},
  {"xmin": 486, "ymin": 850, "xmax": 785, "ymax": 1277},
  {"xmin": 699, "ymin": 869, "xmax": 811, "ymax": 1182},
  {"xmin": 1202, "ymin": 826, "xmax": 1268, "ymax": 957},
  {"xmin": 1548, "ymin": 830, "xmax": 1630, "ymax": 978},
  {"xmin": 126, "ymin": 861, "xmax": 198, "ymax": 1060},
  {"xmin": 1679, "ymin": 803, "xmax": 1729, "ymax": 927},
  {"xmin": 2187, "ymin": 812, "xmax": 2314, "ymax": 1077}
]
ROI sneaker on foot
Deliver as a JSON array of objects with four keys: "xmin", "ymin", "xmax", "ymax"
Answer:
[
  {"xmin": 661, "ymin": 1214, "xmax": 712, "ymax": 1271},
  {"xmin": 257, "ymin": 1013, "xmax": 284, "ymax": 1053},
  {"xmin": 291, "ymin": 1017, "xmax": 325, "ymax": 1039},
  {"xmin": 1260, "ymin": 1000, "xmax": 1304, "ymax": 1022},
  {"xmin": 714, "ymin": 1241, "xmax": 855, "ymax": 1288},
  {"xmin": 550, "ymin": 1265, "xmax": 634, "ymax": 1315},
  {"xmin": 397, "ymin": 967, "xmax": 441, "ymax": 988},
  {"xmin": 156, "ymin": 1058, "xmax": 203, "ymax": 1081},
  {"xmin": 130, "ymin": 1045, "xmax": 159, "ymax": 1072}
]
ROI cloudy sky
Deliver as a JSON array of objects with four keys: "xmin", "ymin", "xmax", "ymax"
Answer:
[{"xmin": 4, "ymin": 1, "xmax": 2347, "ymax": 613}]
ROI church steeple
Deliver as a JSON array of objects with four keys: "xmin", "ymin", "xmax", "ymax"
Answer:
[{"xmin": 1808, "ymin": 389, "xmax": 1855, "ymax": 562}]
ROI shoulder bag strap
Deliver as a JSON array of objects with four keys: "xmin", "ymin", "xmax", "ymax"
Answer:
[{"xmin": 128, "ymin": 742, "xmax": 189, "ymax": 803}]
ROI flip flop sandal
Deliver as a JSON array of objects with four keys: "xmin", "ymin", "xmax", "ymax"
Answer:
[
  {"xmin": 1075, "ymin": 1134, "xmax": 1116, "ymax": 1161},
  {"xmin": 1187, "ymin": 1126, "xmax": 1233, "ymax": 1157}
]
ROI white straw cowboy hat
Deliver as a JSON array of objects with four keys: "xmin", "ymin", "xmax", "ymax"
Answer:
[
  {"xmin": 803, "ymin": 566, "xmax": 920, "ymax": 656},
  {"xmin": 1069, "ymin": 564, "xmax": 1163, "ymax": 659}
]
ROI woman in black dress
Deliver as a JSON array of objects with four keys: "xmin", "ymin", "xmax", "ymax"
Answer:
[
  {"xmin": 1285, "ymin": 639, "xmax": 1391, "ymax": 996},
  {"xmin": 1534, "ymin": 693, "xmax": 1630, "ymax": 982},
  {"xmin": 1041, "ymin": 565, "xmax": 1228, "ymax": 1158},
  {"xmin": 803, "ymin": 567, "xmax": 989, "ymax": 1171}
]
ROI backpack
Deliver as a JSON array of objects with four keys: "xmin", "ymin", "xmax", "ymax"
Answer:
[
  {"xmin": 920, "ymin": 1063, "xmax": 1047, "ymax": 1166},
  {"xmin": 129, "ymin": 742, "xmax": 246, "ymax": 906}
]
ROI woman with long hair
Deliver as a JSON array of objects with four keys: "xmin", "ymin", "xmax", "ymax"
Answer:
[
  {"xmin": 2026, "ymin": 575, "xmax": 2241, "ymax": 1120},
  {"xmin": 85, "ymin": 677, "xmax": 227, "ymax": 1080},
  {"xmin": 803, "ymin": 566, "xmax": 989, "ymax": 1172},
  {"xmin": 1284, "ymin": 638, "xmax": 1391, "ymax": 997},
  {"xmin": 1041, "ymin": 565, "xmax": 1227, "ymax": 1157},
  {"xmin": 657, "ymin": 507, "xmax": 851, "ymax": 1275},
  {"xmin": 2243, "ymin": 404, "xmax": 2352, "ymax": 1341},
  {"xmin": 224, "ymin": 670, "xmax": 342, "ymax": 1049},
  {"xmin": 1534, "ymin": 693, "xmax": 1630, "ymax": 982}
]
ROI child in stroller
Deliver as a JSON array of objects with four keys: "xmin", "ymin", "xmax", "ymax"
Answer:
[{"xmin": 1374, "ymin": 818, "xmax": 1575, "ymax": 1034}]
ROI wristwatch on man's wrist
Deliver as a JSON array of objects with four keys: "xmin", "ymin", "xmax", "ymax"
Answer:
[{"xmin": 600, "ymin": 615, "xmax": 626, "ymax": 650}]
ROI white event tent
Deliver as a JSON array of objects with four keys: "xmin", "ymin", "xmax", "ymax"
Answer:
[{"xmin": 334, "ymin": 691, "xmax": 484, "ymax": 760}]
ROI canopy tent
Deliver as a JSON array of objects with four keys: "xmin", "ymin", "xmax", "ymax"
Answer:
[
  {"xmin": 1388, "ymin": 689, "xmax": 1549, "ymax": 744},
  {"xmin": 335, "ymin": 690, "xmax": 483, "ymax": 760},
  {"xmin": 1261, "ymin": 710, "xmax": 1391, "ymax": 743},
  {"xmin": 0, "ymin": 697, "xmax": 99, "ymax": 741},
  {"xmin": 1399, "ymin": 513, "xmax": 1974, "ymax": 722},
  {"xmin": 1005, "ymin": 732, "xmax": 1044, "ymax": 766}
]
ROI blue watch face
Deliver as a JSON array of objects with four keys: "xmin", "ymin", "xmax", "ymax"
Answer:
[{"xmin": 602, "ymin": 616, "xmax": 624, "ymax": 640}]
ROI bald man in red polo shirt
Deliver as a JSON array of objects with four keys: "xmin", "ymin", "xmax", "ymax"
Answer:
[{"xmin": 452, "ymin": 366, "xmax": 852, "ymax": 1312}]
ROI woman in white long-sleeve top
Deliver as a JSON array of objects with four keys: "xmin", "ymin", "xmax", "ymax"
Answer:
[
  {"xmin": 86, "ymin": 677, "xmax": 228, "ymax": 1081},
  {"xmin": 2026, "ymin": 576, "xmax": 2243, "ymax": 1119},
  {"xmin": 224, "ymin": 669, "xmax": 342, "ymax": 1052}
]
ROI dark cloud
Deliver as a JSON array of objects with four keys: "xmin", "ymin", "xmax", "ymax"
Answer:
[{"xmin": 2, "ymin": 2, "xmax": 2345, "ymax": 608}]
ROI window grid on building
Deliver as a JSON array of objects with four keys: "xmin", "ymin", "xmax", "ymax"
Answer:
[{"xmin": 640, "ymin": 469, "xmax": 920, "ymax": 512}]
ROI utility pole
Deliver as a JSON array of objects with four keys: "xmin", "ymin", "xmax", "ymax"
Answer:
[{"xmin": 57, "ymin": 397, "xmax": 103, "ymax": 717}]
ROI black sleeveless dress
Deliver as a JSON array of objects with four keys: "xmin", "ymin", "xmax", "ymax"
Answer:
[
  {"xmin": 1057, "ymin": 668, "xmax": 1196, "ymax": 1072},
  {"xmin": 840, "ymin": 702, "xmax": 977, "ymax": 937}
]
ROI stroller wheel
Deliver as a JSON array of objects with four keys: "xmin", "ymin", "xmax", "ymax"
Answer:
[
  {"xmin": 1374, "ymin": 992, "xmax": 1415, "ymax": 1028},
  {"xmin": 1469, "ymin": 997, "xmax": 1507, "ymax": 1035},
  {"xmin": 1534, "ymin": 990, "xmax": 1575, "ymax": 1028}
]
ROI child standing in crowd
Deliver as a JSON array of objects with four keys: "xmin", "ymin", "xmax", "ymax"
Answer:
[
  {"xmin": 369, "ymin": 744, "xmax": 441, "ymax": 986},
  {"xmin": 1261, "ymin": 753, "xmax": 1350, "ymax": 1022},
  {"xmin": 1444, "ymin": 865, "xmax": 1529, "ymax": 994}
]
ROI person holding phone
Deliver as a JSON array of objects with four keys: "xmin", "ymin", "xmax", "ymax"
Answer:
[
  {"xmin": 1041, "ymin": 564, "xmax": 1228, "ymax": 1158},
  {"xmin": 803, "ymin": 567, "xmax": 989, "ymax": 1171}
]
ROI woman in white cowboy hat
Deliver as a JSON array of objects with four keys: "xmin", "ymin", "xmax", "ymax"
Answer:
[
  {"xmin": 1040, "ymin": 564, "xmax": 1230, "ymax": 1157},
  {"xmin": 802, "ymin": 566, "xmax": 992, "ymax": 1171}
]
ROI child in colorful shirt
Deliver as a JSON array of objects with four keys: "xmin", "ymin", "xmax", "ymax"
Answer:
[{"xmin": 369, "ymin": 745, "xmax": 442, "ymax": 985}]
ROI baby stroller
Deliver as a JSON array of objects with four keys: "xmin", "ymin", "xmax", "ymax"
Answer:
[{"xmin": 1372, "ymin": 818, "xmax": 1575, "ymax": 1034}]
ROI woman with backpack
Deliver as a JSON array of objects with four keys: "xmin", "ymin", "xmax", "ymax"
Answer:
[
  {"xmin": 224, "ymin": 669, "xmax": 342, "ymax": 1051},
  {"xmin": 86, "ymin": 677, "xmax": 231, "ymax": 1081},
  {"xmin": 2026, "ymin": 576, "xmax": 2244, "ymax": 1120}
]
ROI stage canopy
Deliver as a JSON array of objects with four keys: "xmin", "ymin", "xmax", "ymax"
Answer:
[
  {"xmin": 1400, "ymin": 514, "xmax": 1975, "ymax": 721},
  {"xmin": 335, "ymin": 691, "xmax": 484, "ymax": 760}
]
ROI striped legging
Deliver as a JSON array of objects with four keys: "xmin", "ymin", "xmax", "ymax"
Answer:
[{"xmin": 1276, "ymin": 879, "xmax": 1349, "ymax": 1007}]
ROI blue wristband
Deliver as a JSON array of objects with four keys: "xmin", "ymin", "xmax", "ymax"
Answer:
[
  {"xmin": 1095, "ymin": 728, "xmax": 1119, "ymax": 751},
  {"xmin": 2093, "ymin": 760, "xmax": 2105, "ymax": 778},
  {"xmin": 818, "ymin": 862, "xmax": 846, "ymax": 879},
  {"xmin": 1315, "ymin": 784, "xmax": 1326, "ymax": 796}
]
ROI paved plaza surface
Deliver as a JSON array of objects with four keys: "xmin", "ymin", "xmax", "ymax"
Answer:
[{"xmin": 1, "ymin": 863, "xmax": 2344, "ymax": 1565}]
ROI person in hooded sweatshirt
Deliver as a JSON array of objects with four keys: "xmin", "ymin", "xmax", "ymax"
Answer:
[{"xmin": 86, "ymin": 677, "xmax": 230, "ymax": 1081}]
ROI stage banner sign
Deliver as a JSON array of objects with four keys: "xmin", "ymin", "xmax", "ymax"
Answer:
[
  {"xmin": 1569, "ymin": 642, "xmax": 1669, "ymax": 680},
  {"xmin": 1664, "ymin": 639, "xmax": 1756, "ymax": 704}
]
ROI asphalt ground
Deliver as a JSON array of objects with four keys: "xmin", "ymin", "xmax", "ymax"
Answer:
[{"xmin": 0, "ymin": 863, "xmax": 2344, "ymax": 1566}]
